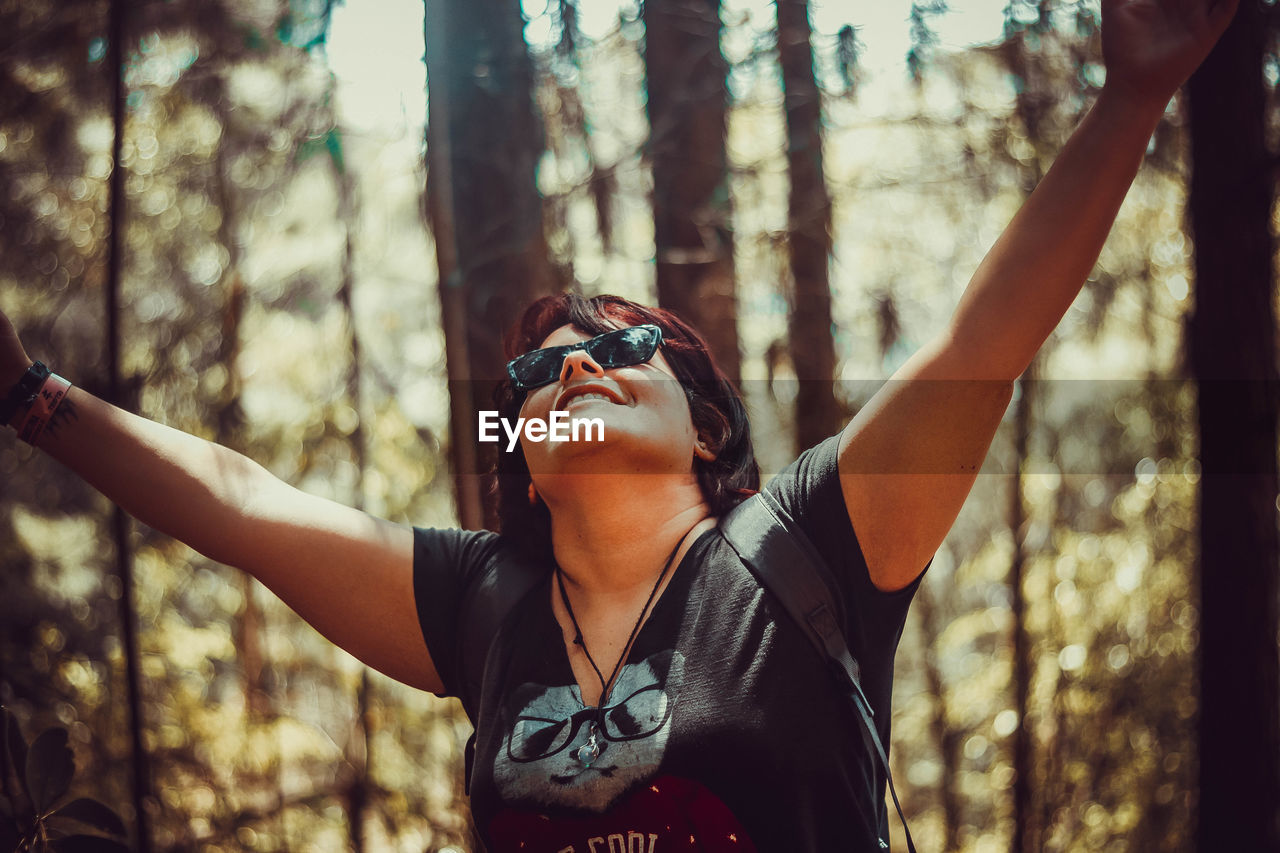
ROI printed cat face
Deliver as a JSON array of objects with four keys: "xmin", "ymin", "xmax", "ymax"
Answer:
[{"xmin": 494, "ymin": 649, "xmax": 684, "ymax": 812}]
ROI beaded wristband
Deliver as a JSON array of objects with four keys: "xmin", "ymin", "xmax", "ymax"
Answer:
[{"xmin": 15, "ymin": 372, "xmax": 72, "ymax": 446}]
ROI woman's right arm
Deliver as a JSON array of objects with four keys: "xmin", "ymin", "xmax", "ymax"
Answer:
[{"xmin": 2, "ymin": 311, "xmax": 444, "ymax": 694}]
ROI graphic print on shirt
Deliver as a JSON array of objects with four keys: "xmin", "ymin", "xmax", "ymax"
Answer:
[
  {"xmin": 493, "ymin": 648, "xmax": 684, "ymax": 812},
  {"xmin": 487, "ymin": 773, "xmax": 758, "ymax": 852}
]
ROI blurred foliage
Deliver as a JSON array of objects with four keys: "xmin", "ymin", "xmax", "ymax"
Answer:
[
  {"xmin": 0, "ymin": 0, "xmax": 1256, "ymax": 851},
  {"xmin": 1, "ymin": 707, "xmax": 129, "ymax": 852},
  {"xmin": 2, "ymin": 0, "xmax": 461, "ymax": 850}
]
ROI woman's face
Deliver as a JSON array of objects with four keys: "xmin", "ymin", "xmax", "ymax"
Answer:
[{"xmin": 517, "ymin": 323, "xmax": 707, "ymax": 480}]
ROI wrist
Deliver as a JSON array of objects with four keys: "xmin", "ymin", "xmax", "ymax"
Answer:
[
  {"xmin": 1084, "ymin": 84, "xmax": 1174, "ymax": 159},
  {"xmin": 1095, "ymin": 81, "xmax": 1175, "ymax": 127},
  {"xmin": 1, "ymin": 360, "xmax": 31, "ymax": 395},
  {"xmin": 14, "ymin": 371, "xmax": 72, "ymax": 445},
  {"xmin": 2, "ymin": 362, "xmax": 74, "ymax": 446},
  {"xmin": 2, "ymin": 360, "xmax": 44, "ymax": 428}
]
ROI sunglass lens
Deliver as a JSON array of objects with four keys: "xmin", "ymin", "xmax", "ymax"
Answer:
[
  {"xmin": 589, "ymin": 326, "xmax": 658, "ymax": 368},
  {"xmin": 508, "ymin": 717, "xmax": 570, "ymax": 760},
  {"xmin": 511, "ymin": 347, "xmax": 565, "ymax": 389}
]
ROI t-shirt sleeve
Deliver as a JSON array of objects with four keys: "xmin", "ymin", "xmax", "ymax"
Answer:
[
  {"xmin": 761, "ymin": 434, "xmax": 923, "ymax": 711},
  {"xmin": 412, "ymin": 526, "xmax": 503, "ymax": 699}
]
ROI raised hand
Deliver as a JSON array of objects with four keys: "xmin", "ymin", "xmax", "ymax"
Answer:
[
  {"xmin": 839, "ymin": 0, "xmax": 1240, "ymax": 593},
  {"xmin": 1101, "ymin": 0, "xmax": 1239, "ymax": 105}
]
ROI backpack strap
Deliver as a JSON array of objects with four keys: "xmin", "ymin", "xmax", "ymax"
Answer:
[{"xmin": 720, "ymin": 490, "xmax": 917, "ymax": 853}]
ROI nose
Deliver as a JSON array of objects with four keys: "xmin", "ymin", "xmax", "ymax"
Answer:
[{"xmin": 559, "ymin": 347, "xmax": 604, "ymax": 383}]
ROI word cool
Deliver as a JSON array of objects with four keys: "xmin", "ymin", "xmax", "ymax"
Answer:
[{"xmin": 478, "ymin": 410, "xmax": 605, "ymax": 451}]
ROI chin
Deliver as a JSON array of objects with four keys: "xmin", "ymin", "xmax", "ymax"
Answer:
[{"xmin": 532, "ymin": 431, "xmax": 695, "ymax": 480}]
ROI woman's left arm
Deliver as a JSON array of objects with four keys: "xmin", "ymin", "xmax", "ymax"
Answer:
[{"xmin": 839, "ymin": 0, "xmax": 1238, "ymax": 592}]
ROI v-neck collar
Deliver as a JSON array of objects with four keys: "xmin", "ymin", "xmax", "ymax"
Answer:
[{"xmin": 544, "ymin": 526, "xmax": 718, "ymax": 708}]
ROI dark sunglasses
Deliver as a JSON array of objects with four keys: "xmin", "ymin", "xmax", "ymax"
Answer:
[{"xmin": 506, "ymin": 324, "xmax": 664, "ymax": 391}]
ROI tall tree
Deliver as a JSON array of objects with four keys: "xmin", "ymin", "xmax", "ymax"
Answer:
[
  {"xmin": 643, "ymin": 0, "xmax": 741, "ymax": 383},
  {"xmin": 776, "ymin": 0, "xmax": 839, "ymax": 452},
  {"xmin": 106, "ymin": 1, "xmax": 153, "ymax": 848},
  {"xmin": 341, "ymin": 167, "xmax": 379, "ymax": 853},
  {"xmin": 1185, "ymin": 3, "xmax": 1280, "ymax": 849},
  {"xmin": 425, "ymin": 0, "xmax": 557, "ymax": 529},
  {"xmin": 915, "ymin": 581, "xmax": 962, "ymax": 850},
  {"xmin": 1000, "ymin": 12, "xmax": 1049, "ymax": 850},
  {"xmin": 1006, "ymin": 362, "xmax": 1036, "ymax": 853}
]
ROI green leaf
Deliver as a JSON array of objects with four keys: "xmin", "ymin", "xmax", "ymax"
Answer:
[
  {"xmin": 52, "ymin": 799, "xmax": 126, "ymax": 838},
  {"xmin": 25, "ymin": 727, "xmax": 73, "ymax": 814},
  {"xmin": 2, "ymin": 708, "xmax": 28, "ymax": 799},
  {"xmin": 53, "ymin": 835, "xmax": 131, "ymax": 853}
]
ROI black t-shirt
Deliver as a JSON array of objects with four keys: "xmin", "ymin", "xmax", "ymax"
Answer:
[{"xmin": 413, "ymin": 435, "xmax": 922, "ymax": 852}]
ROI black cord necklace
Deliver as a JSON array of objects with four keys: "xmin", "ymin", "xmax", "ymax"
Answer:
[{"xmin": 555, "ymin": 530, "xmax": 690, "ymax": 768}]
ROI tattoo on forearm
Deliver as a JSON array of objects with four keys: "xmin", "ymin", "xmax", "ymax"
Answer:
[{"xmin": 42, "ymin": 397, "xmax": 78, "ymax": 441}]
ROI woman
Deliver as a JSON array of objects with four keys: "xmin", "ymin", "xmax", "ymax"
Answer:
[{"xmin": 1, "ymin": 1, "xmax": 1236, "ymax": 849}]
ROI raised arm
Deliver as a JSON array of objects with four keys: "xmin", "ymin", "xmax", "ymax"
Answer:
[
  {"xmin": 1, "ymin": 310, "xmax": 442, "ymax": 694},
  {"xmin": 840, "ymin": 0, "xmax": 1238, "ymax": 591}
]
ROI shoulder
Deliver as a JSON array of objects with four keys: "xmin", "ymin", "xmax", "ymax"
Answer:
[
  {"xmin": 412, "ymin": 527, "xmax": 548, "ymax": 701},
  {"xmin": 761, "ymin": 436, "xmax": 924, "ymax": 633},
  {"xmin": 412, "ymin": 526, "xmax": 504, "ymax": 569},
  {"xmin": 760, "ymin": 434, "xmax": 848, "ymax": 547}
]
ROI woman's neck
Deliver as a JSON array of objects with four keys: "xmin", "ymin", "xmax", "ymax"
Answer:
[{"xmin": 541, "ymin": 474, "xmax": 714, "ymax": 597}]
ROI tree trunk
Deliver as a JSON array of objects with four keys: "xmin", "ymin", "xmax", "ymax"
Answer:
[
  {"xmin": 424, "ymin": 0, "xmax": 556, "ymax": 530},
  {"xmin": 106, "ymin": 1, "xmax": 153, "ymax": 848},
  {"xmin": 999, "ymin": 24, "xmax": 1050, "ymax": 850},
  {"xmin": 1008, "ymin": 369, "xmax": 1035, "ymax": 853},
  {"xmin": 916, "ymin": 581, "xmax": 961, "ymax": 851},
  {"xmin": 776, "ymin": 0, "xmax": 839, "ymax": 451},
  {"xmin": 1186, "ymin": 4, "xmax": 1280, "ymax": 850},
  {"xmin": 644, "ymin": 0, "xmax": 741, "ymax": 383},
  {"xmin": 334, "ymin": 136, "xmax": 372, "ymax": 853}
]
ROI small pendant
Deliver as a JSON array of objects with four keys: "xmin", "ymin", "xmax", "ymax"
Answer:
[{"xmin": 574, "ymin": 721, "xmax": 602, "ymax": 768}]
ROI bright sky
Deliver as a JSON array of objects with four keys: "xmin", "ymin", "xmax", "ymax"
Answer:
[{"xmin": 324, "ymin": 0, "xmax": 1066, "ymax": 131}]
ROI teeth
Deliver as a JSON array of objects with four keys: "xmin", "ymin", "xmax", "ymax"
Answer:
[{"xmin": 567, "ymin": 392, "xmax": 614, "ymax": 405}]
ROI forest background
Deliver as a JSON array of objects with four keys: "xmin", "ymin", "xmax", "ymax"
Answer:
[{"xmin": 1, "ymin": 0, "xmax": 1277, "ymax": 851}]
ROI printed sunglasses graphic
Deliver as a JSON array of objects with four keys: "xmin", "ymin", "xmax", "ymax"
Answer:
[{"xmin": 505, "ymin": 681, "xmax": 672, "ymax": 765}]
